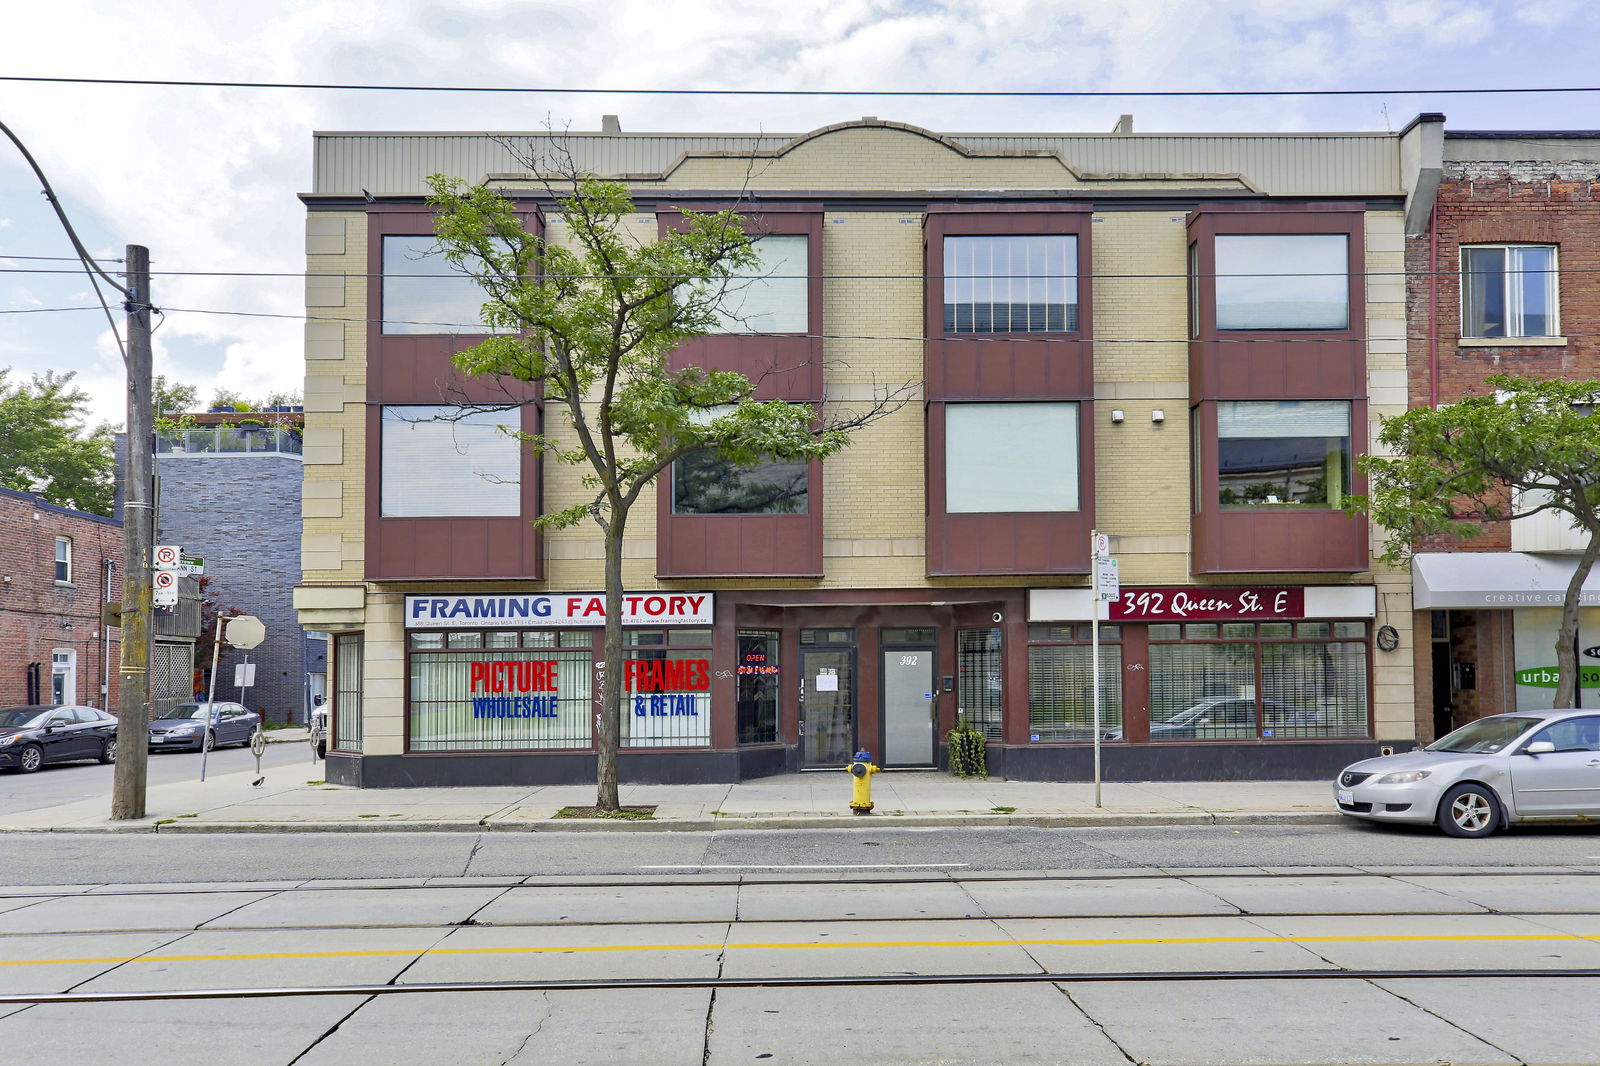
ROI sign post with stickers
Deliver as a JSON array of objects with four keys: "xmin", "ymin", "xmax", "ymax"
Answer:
[{"xmin": 1090, "ymin": 531, "xmax": 1119, "ymax": 809}]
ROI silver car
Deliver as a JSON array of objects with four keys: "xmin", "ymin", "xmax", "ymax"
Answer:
[{"xmin": 1334, "ymin": 709, "xmax": 1600, "ymax": 837}]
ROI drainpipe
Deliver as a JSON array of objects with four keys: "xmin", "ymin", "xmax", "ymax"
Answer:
[
  {"xmin": 102, "ymin": 558, "xmax": 115, "ymax": 706},
  {"xmin": 1429, "ymin": 201, "xmax": 1440, "ymax": 408}
]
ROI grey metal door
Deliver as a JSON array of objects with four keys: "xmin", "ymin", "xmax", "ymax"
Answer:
[
  {"xmin": 800, "ymin": 649, "xmax": 854, "ymax": 769},
  {"xmin": 882, "ymin": 647, "xmax": 936, "ymax": 766}
]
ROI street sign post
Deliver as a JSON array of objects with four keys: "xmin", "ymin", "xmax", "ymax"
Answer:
[
  {"xmin": 1089, "ymin": 531, "xmax": 1120, "ymax": 809},
  {"xmin": 152, "ymin": 569, "xmax": 178, "ymax": 607},
  {"xmin": 201, "ymin": 615, "xmax": 267, "ymax": 782}
]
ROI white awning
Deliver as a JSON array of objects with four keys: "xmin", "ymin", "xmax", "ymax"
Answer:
[{"xmin": 1412, "ymin": 552, "xmax": 1600, "ymax": 609}]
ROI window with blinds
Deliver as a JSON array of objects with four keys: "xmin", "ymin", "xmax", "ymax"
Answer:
[
  {"xmin": 1027, "ymin": 625, "xmax": 1122, "ymax": 742},
  {"xmin": 946, "ymin": 403, "xmax": 1079, "ymax": 513},
  {"xmin": 706, "ymin": 235, "xmax": 808, "ymax": 334},
  {"xmin": 1214, "ymin": 234, "xmax": 1348, "ymax": 331},
  {"xmin": 1217, "ymin": 400, "xmax": 1350, "ymax": 509},
  {"xmin": 408, "ymin": 633, "xmax": 593, "ymax": 751},
  {"xmin": 333, "ymin": 634, "xmax": 363, "ymax": 752},
  {"xmin": 620, "ymin": 629, "xmax": 713, "ymax": 748},
  {"xmin": 380, "ymin": 406, "xmax": 521, "ymax": 518},
  {"xmin": 944, "ymin": 235, "xmax": 1077, "ymax": 333}
]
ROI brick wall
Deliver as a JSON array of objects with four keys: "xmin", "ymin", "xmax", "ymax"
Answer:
[{"xmin": 0, "ymin": 488, "xmax": 123, "ymax": 708}]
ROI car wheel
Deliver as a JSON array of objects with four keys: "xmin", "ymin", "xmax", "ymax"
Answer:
[
  {"xmin": 17, "ymin": 744, "xmax": 44, "ymax": 774},
  {"xmin": 201, "ymin": 731, "xmax": 215, "ymax": 753},
  {"xmin": 1437, "ymin": 782, "xmax": 1502, "ymax": 838},
  {"xmin": 98, "ymin": 738, "xmax": 117, "ymax": 764}
]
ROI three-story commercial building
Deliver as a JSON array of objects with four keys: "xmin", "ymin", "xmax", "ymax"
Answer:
[{"xmin": 296, "ymin": 117, "xmax": 1432, "ymax": 787}]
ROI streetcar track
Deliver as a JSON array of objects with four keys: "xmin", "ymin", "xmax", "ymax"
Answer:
[
  {"xmin": 5, "ymin": 905, "xmax": 1599, "ymax": 939},
  {"xmin": 4, "ymin": 967, "xmax": 1600, "ymax": 1006},
  {"xmin": 2, "ymin": 865, "xmax": 1597, "ymax": 900}
]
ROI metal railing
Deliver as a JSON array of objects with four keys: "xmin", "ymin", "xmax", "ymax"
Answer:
[{"xmin": 155, "ymin": 426, "xmax": 303, "ymax": 456}]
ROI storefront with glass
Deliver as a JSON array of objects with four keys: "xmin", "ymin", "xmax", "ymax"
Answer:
[{"xmin": 320, "ymin": 582, "xmax": 1393, "ymax": 787}]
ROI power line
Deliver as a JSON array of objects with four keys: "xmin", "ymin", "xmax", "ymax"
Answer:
[{"xmin": 4, "ymin": 75, "xmax": 1600, "ymax": 98}]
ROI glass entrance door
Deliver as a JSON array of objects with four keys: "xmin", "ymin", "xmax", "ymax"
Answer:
[
  {"xmin": 800, "ymin": 649, "xmax": 854, "ymax": 768},
  {"xmin": 882, "ymin": 646, "xmax": 936, "ymax": 766}
]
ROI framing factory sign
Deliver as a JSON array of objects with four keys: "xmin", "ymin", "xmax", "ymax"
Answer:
[{"xmin": 406, "ymin": 593, "xmax": 713, "ymax": 629}]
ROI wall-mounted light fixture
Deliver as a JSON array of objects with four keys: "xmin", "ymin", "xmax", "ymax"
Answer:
[
  {"xmin": 1150, "ymin": 409, "xmax": 1166, "ymax": 424},
  {"xmin": 1109, "ymin": 409, "xmax": 1126, "ymax": 424}
]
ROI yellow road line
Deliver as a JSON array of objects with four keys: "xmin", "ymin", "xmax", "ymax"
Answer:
[{"xmin": 2, "ymin": 931, "xmax": 1597, "ymax": 970}]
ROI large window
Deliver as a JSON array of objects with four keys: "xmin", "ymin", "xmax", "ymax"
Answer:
[
  {"xmin": 53, "ymin": 536, "xmax": 71, "ymax": 583},
  {"xmin": 672, "ymin": 451, "xmax": 808, "ymax": 515},
  {"xmin": 944, "ymin": 235, "xmax": 1078, "ymax": 333},
  {"xmin": 381, "ymin": 405, "xmax": 521, "ymax": 518},
  {"xmin": 957, "ymin": 628, "xmax": 1003, "ymax": 741},
  {"xmin": 1148, "ymin": 621, "xmax": 1369, "ymax": 740},
  {"xmin": 946, "ymin": 403, "xmax": 1079, "ymax": 513},
  {"xmin": 708, "ymin": 235, "xmax": 808, "ymax": 334},
  {"xmin": 381, "ymin": 235, "xmax": 507, "ymax": 335},
  {"xmin": 1214, "ymin": 234, "xmax": 1349, "ymax": 331},
  {"xmin": 408, "ymin": 630, "xmax": 592, "ymax": 750},
  {"xmin": 1217, "ymin": 401, "xmax": 1350, "ymax": 509},
  {"xmin": 333, "ymin": 633, "xmax": 363, "ymax": 752},
  {"xmin": 1027, "ymin": 625, "xmax": 1122, "ymax": 741},
  {"xmin": 1462, "ymin": 244, "xmax": 1558, "ymax": 338},
  {"xmin": 621, "ymin": 629, "xmax": 712, "ymax": 748},
  {"xmin": 737, "ymin": 630, "xmax": 780, "ymax": 745}
]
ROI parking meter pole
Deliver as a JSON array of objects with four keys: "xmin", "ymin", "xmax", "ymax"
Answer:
[
  {"xmin": 1091, "ymin": 529, "xmax": 1102, "ymax": 810},
  {"xmin": 236, "ymin": 653, "xmax": 249, "ymax": 717},
  {"xmin": 200, "ymin": 615, "xmax": 223, "ymax": 783}
]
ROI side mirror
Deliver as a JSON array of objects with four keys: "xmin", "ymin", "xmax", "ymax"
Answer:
[{"xmin": 1525, "ymin": 741, "xmax": 1556, "ymax": 755}]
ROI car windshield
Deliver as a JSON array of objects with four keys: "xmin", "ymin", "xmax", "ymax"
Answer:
[
  {"xmin": 1426, "ymin": 716, "xmax": 1541, "ymax": 754},
  {"xmin": 156, "ymin": 704, "xmax": 212, "ymax": 721},
  {"xmin": 0, "ymin": 709, "xmax": 52, "ymax": 729}
]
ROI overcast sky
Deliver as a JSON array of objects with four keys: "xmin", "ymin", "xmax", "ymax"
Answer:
[{"xmin": 3, "ymin": 0, "xmax": 1598, "ymax": 427}]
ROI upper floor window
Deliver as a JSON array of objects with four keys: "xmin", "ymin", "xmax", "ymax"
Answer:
[
  {"xmin": 381, "ymin": 235, "xmax": 506, "ymax": 336},
  {"xmin": 944, "ymin": 236, "xmax": 1078, "ymax": 333},
  {"xmin": 672, "ymin": 451, "xmax": 809, "ymax": 515},
  {"xmin": 1214, "ymin": 234, "xmax": 1349, "ymax": 331},
  {"xmin": 53, "ymin": 536, "xmax": 71, "ymax": 583},
  {"xmin": 1218, "ymin": 400, "xmax": 1350, "ymax": 509},
  {"xmin": 380, "ymin": 405, "xmax": 520, "ymax": 517},
  {"xmin": 1462, "ymin": 244, "xmax": 1558, "ymax": 338},
  {"xmin": 946, "ymin": 402, "xmax": 1079, "ymax": 512},
  {"xmin": 708, "ymin": 235, "xmax": 808, "ymax": 334}
]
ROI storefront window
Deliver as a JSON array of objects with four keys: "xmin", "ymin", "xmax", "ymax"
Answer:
[
  {"xmin": 409, "ymin": 630, "xmax": 592, "ymax": 751},
  {"xmin": 1027, "ymin": 624, "xmax": 1122, "ymax": 741},
  {"xmin": 333, "ymin": 634, "xmax": 362, "ymax": 752},
  {"xmin": 622, "ymin": 629, "xmax": 713, "ymax": 748},
  {"xmin": 1148, "ymin": 623, "xmax": 1368, "ymax": 740},
  {"xmin": 737, "ymin": 630, "xmax": 780, "ymax": 744},
  {"xmin": 957, "ymin": 628, "xmax": 1003, "ymax": 740}
]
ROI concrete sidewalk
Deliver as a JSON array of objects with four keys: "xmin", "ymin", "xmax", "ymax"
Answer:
[{"xmin": 0, "ymin": 761, "xmax": 1344, "ymax": 833}]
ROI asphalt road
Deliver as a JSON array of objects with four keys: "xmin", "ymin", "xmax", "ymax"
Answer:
[
  {"xmin": 4, "ymin": 822, "xmax": 1600, "ymax": 886},
  {"xmin": 0, "ymin": 740, "xmax": 316, "ymax": 817}
]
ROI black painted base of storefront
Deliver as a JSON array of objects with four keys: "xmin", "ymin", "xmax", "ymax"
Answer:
[
  {"xmin": 325, "ymin": 739, "xmax": 1398, "ymax": 788},
  {"xmin": 1003, "ymin": 740, "xmax": 1396, "ymax": 782}
]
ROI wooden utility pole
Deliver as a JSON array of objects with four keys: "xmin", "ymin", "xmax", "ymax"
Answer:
[{"xmin": 112, "ymin": 245, "xmax": 153, "ymax": 820}]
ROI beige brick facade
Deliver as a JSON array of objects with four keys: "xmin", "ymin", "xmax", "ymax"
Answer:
[{"xmin": 298, "ymin": 119, "xmax": 1423, "ymax": 786}]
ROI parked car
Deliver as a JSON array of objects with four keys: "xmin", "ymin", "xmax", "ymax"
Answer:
[
  {"xmin": 148, "ymin": 702, "xmax": 260, "ymax": 752},
  {"xmin": 1335, "ymin": 709, "xmax": 1600, "ymax": 837},
  {"xmin": 310, "ymin": 707, "xmax": 328, "ymax": 760},
  {"xmin": 0, "ymin": 705, "xmax": 119, "ymax": 773}
]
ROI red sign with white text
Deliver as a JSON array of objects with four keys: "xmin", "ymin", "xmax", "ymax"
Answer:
[{"xmin": 1110, "ymin": 587, "xmax": 1305, "ymax": 622}]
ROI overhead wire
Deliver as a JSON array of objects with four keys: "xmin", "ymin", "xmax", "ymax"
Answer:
[{"xmin": 3, "ymin": 75, "xmax": 1600, "ymax": 98}]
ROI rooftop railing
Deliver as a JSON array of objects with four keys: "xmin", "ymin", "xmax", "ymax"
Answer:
[{"xmin": 156, "ymin": 426, "xmax": 303, "ymax": 456}]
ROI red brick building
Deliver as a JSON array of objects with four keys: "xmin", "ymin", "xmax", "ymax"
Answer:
[
  {"xmin": 1404, "ymin": 124, "xmax": 1600, "ymax": 739},
  {"xmin": 0, "ymin": 486, "xmax": 123, "ymax": 709}
]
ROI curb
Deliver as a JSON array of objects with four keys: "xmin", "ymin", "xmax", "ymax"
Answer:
[{"xmin": 0, "ymin": 811, "xmax": 1348, "ymax": 834}]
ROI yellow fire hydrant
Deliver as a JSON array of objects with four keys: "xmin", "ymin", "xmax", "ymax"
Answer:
[{"xmin": 846, "ymin": 750, "xmax": 879, "ymax": 814}]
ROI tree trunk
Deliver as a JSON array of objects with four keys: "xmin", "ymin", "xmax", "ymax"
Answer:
[
  {"xmin": 595, "ymin": 517, "xmax": 627, "ymax": 811},
  {"xmin": 1553, "ymin": 531, "xmax": 1600, "ymax": 709}
]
